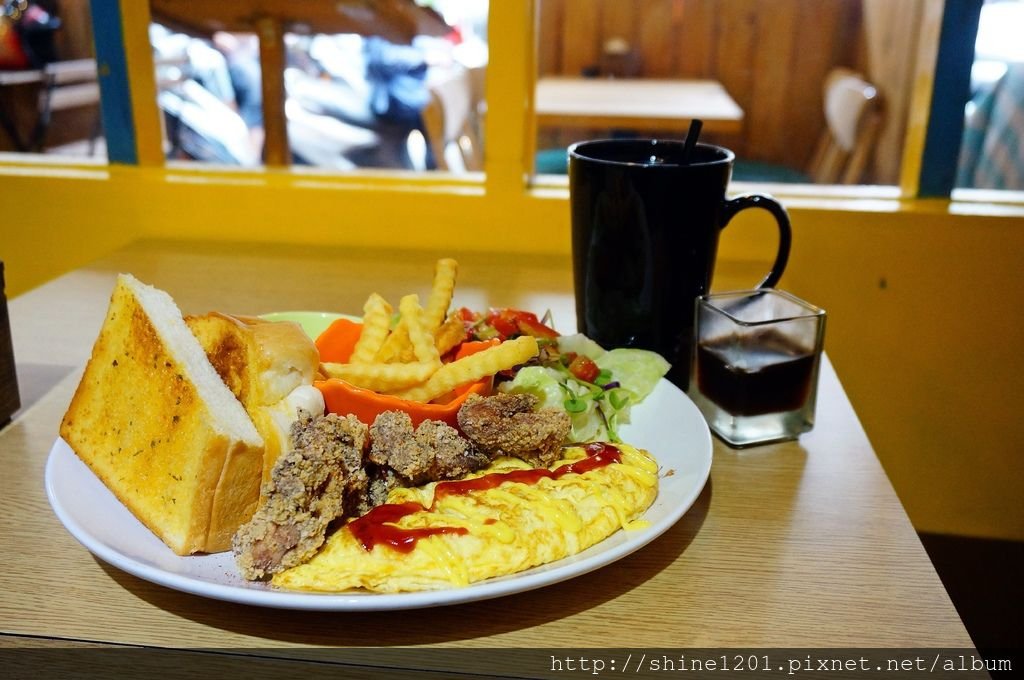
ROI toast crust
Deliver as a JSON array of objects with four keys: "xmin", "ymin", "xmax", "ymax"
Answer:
[{"xmin": 61, "ymin": 277, "xmax": 262, "ymax": 554}]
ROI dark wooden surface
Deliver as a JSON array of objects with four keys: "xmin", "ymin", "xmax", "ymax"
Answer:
[
  {"xmin": 919, "ymin": 532, "xmax": 1024, "ymax": 650},
  {"xmin": 0, "ymin": 262, "xmax": 20, "ymax": 423}
]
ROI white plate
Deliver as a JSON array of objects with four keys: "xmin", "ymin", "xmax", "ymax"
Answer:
[{"xmin": 46, "ymin": 380, "xmax": 711, "ymax": 611}]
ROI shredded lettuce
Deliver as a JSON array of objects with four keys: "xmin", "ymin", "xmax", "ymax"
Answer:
[
  {"xmin": 594, "ymin": 348, "xmax": 671, "ymax": 402},
  {"xmin": 501, "ymin": 366, "xmax": 563, "ymax": 409},
  {"xmin": 556, "ymin": 334, "xmax": 606, "ymax": 360},
  {"xmin": 500, "ymin": 336, "xmax": 670, "ymax": 443},
  {"xmin": 498, "ymin": 366, "xmax": 601, "ymax": 442}
]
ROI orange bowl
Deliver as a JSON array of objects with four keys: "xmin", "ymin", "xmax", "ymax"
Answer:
[
  {"xmin": 315, "ymin": 316, "xmax": 364, "ymax": 364},
  {"xmin": 314, "ymin": 321, "xmax": 499, "ymax": 427},
  {"xmin": 315, "ymin": 377, "xmax": 491, "ymax": 428}
]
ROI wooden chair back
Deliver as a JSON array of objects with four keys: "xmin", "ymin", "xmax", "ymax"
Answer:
[
  {"xmin": 421, "ymin": 66, "xmax": 482, "ymax": 172},
  {"xmin": 808, "ymin": 68, "xmax": 884, "ymax": 184}
]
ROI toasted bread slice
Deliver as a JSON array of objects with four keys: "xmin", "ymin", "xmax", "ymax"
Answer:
[
  {"xmin": 60, "ymin": 274, "xmax": 264, "ymax": 555},
  {"xmin": 185, "ymin": 312, "xmax": 322, "ymax": 495}
]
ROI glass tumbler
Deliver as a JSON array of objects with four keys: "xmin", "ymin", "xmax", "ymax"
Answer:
[{"xmin": 689, "ymin": 289, "xmax": 826, "ymax": 447}]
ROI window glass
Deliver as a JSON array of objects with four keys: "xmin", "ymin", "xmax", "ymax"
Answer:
[
  {"xmin": 0, "ymin": 0, "xmax": 105, "ymax": 160},
  {"xmin": 151, "ymin": 23, "xmax": 264, "ymax": 166},
  {"xmin": 534, "ymin": 0, "xmax": 920, "ymax": 187},
  {"xmin": 148, "ymin": 0, "xmax": 487, "ymax": 172},
  {"xmin": 955, "ymin": 0, "xmax": 1024, "ymax": 192}
]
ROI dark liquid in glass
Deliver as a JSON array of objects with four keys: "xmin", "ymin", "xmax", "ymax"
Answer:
[{"xmin": 695, "ymin": 332, "xmax": 815, "ymax": 416}]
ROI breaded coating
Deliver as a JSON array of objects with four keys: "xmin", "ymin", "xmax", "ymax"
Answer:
[
  {"xmin": 357, "ymin": 464, "xmax": 402, "ymax": 518},
  {"xmin": 369, "ymin": 410, "xmax": 490, "ymax": 485},
  {"xmin": 233, "ymin": 412, "xmax": 368, "ymax": 580},
  {"xmin": 457, "ymin": 393, "xmax": 571, "ymax": 467}
]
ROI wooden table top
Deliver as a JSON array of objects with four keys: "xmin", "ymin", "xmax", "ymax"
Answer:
[
  {"xmin": 0, "ymin": 240, "xmax": 971, "ymax": 664},
  {"xmin": 0, "ymin": 58, "xmax": 98, "ymax": 87},
  {"xmin": 535, "ymin": 77, "xmax": 745, "ymax": 135}
]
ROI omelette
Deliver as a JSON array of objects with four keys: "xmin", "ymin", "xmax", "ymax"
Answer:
[{"xmin": 272, "ymin": 442, "xmax": 659, "ymax": 592}]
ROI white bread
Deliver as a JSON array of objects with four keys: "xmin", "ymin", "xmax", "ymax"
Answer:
[
  {"xmin": 60, "ymin": 274, "xmax": 264, "ymax": 555},
  {"xmin": 185, "ymin": 312, "xmax": 323, "ymax": 496}
]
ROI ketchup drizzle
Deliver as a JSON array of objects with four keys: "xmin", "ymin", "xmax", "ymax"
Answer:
[
  {"xmin": 347, "ymin": 442, "xmax": 622, "ymax": 553},
  {"xmin": 348, "ymin": 502, "xmax": 468, "ymax": 553},
  {"xmin": 433, "ymin": 442, "xmax": 621, "ymax": 501}
]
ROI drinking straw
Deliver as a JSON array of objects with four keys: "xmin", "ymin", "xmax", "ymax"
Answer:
[{"xmin": 682, "ymin": 118, "xmax": 703, "ymax": 164}]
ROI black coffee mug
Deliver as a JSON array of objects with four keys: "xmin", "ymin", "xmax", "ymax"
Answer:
[{"xmin": 568, "ymin": 139, "xmax": 791, "ymax": 388}]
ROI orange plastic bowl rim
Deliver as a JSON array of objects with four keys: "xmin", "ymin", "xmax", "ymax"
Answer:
[{"xmin": 315, "ymin": 377, "xmax": 491, "ymax": 428}]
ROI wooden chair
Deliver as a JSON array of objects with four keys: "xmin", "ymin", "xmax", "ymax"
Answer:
[
  {"xmin": 807, "ymin": 67, "xmax": 884, "ymax": 184},
  {"xmin": 466, "ymin": 64, "xmax": 486, "ymax": 149},
  {"xmin": 733, "ymin": 67, "xmax": 884, "ymax": 184},
  {"xmin": 421, "ymin": 65, "xmax": 482, "ymax": 172}
]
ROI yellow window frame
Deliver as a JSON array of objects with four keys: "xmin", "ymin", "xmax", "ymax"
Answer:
[{"xmin": 2, "ymin": 0, "xmax": 1024, "ymax": 299}]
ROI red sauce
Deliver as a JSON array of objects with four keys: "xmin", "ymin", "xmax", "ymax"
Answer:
[
  {"xmin": 348, "ymin": 443, "xmax": 622, "ymax": 553},
  {"xmin": 433, "ymin": 442, "xmax": 621, "ymax": 501},
  {"xmin": 348, "ymin": 501, "xmax": 468, "ymax": 553}
]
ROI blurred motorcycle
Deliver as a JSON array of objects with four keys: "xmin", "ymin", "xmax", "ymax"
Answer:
[{"xmin": 151, "ymin": 26, "xmax": 433, "ymax": 170}]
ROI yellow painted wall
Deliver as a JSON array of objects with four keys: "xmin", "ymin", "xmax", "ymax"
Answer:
[
  {"xmin": 758, "ymin": 205, "xmax": 1024, "ymax": 541},
  {"xmin": 1, "ymin": 164, "xmax": 142, "ymax": 296},
  {"xmin": 717, "ymin": 199, "xmax": 1024, "ymax": 541}
]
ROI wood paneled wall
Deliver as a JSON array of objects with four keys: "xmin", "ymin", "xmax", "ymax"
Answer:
[
  {"xmin": 51, "ymin": 0, "xmax": 97, "ymax": 61},
  {"xmin": 537, "ymin": 0, "xmax": 868, "ymax": 176},
  {"xmin": 861, "ymin": 0, "xmax": 927, "ymax": 186}
]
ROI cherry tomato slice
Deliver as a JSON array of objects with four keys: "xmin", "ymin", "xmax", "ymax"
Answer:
[
  {"xmin": 568, "ymin": 355, "xmax": 600, "ymax": 383},
  {"xmin": 485, "ymin": 308, "xmax": 558, "ymax": 340},
  {"xmin": 516, "ymin": 317, "xmax": 559, "ymax": 339}
]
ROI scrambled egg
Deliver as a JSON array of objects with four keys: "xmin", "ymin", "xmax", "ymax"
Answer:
[{"xmin": 272, "ymin": 443, "xmax": 659, "ymax": 592}]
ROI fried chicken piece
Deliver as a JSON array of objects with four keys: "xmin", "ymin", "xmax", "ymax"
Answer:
[
  {"xmin": 233, "ymin": 412, "xmax": 368, "ymax": 580},
  {"xmin": 457, "ymin": 393, "xmax": 571, "ymax": 467},
  {"xmin": 356, "ymin": 463, "xmax": 402, "ymax": 518},
  {"xmin": 369, "ymin": 410, "xmax": 490, "ymax": 486}
]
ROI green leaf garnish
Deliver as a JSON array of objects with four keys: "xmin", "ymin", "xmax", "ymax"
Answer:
[{"xmin": 564, "ymin": 397, "xmax": 588, "ymax": 413}]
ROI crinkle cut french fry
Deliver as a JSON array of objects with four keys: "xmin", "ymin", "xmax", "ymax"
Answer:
[
  {"xmin": 392, "ymin": 335, "xmax": 539, "ymax": 403},
  {"xmin": 321, "ymin": 361, "xmax": 437, "ymax": 391},
  {"xmin": 434, "ymin": 312, "xmax": 466, "ymax": 356},
  {"xmin": 374, "ymin": 320, "xmax": 412, "ymax": 363},
  {"xmin": 350, "ymin": 293, "xmax": 393, "ymax": 364},
  {"xmin": 423, "ymin": 258, "xmax": 458, "ymax": 332},
  {"xmin": 377, "ymin": 258, "xmax": 458, "ymax": 363},
  {"xmin": 399, "ymin": 294, "xmax": 440, "ymax": 367},
  {"xmin": 382, "ymin": 312, "xmax": 462, "ymax": 363}
]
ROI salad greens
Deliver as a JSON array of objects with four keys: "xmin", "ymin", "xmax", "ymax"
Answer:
[
  {"xmin": 459, "ymin": 307, "xmax": 671, "ymax": 442},
  {"xmin": 499, "ymin": 334, "xmax": 670, "ymax": 443}
]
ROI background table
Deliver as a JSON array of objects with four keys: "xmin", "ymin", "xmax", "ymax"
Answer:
[
  {"xmin": 535, "ymin": 77, "xmax": 745, "ymax": 135},
  {"xmin": 0, "ymin": 59, "xmax": 99, "ymax": 152},
  {"xmin": 0, "ymin": 240, "xmax": 972, "ymax": 670}
]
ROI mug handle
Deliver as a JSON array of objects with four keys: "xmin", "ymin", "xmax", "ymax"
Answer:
[{"xmin": 719, "ymin": 194, "xmax": 792, "ymax": 288}]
